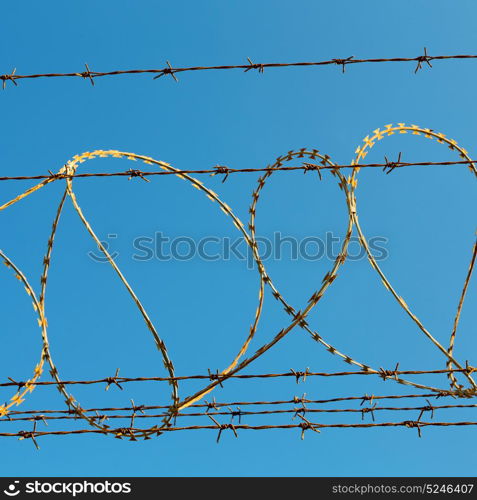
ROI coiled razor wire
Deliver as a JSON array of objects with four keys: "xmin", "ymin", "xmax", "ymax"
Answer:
[{"xmin": 0, "ymin": 123, "xmax": 476, "ymax": 440}]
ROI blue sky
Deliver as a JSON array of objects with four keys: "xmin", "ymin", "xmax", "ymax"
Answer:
[{"xmin": 1, "ymin": 0, "xmax": 476, "ymax": 476}]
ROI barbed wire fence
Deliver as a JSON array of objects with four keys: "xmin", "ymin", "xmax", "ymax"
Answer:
[
  {"xmin": 2, "ymin": 371, "xmax": 477, "ymax": 447},
  {"xmin": 3, "ymin": 369, "xmax": 477, "ymax": 446},
  {"xmin": 0, "ymin": 158, "xmax": 474, "ymax": 183},
  {"xmin": 1, "ymin": 52, "xmax": 476, "ymax": 447},
  {"xmin": 1, "ymin": 49, "xmax": 477, "ymax": 89}
]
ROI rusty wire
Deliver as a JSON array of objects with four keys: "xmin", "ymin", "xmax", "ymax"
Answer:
[
  {"xmin": 3, "ymin": 400, "xmax": 477, "ymax": 424},
  {"xmin": 2, "ymin": 391, "xmax": 464, "ymax": 417},
  {"xmin": 3, "ymin": 421, "xmax": 477, "ymax": 445},
  {"xmin": 0, "ymin": 122, "xmax": 476, "ymax": 441},
  {"xmin": 1, "ymin": 50, "xmax": 477, "ymax": 89},
  {"xmin": 0, "ymin": 158, "xmax": 474, "ymax": 183},
  {"xmin": 0, "ymin": 368, "xmax": 474, "ymax": 389},
  {"xmin": 2, "ymin": 377, "xmax": 476, "ymax": 446}
]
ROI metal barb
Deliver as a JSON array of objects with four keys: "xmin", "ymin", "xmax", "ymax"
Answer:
[
  {"xmin": 290, "ymin": 368, "xmax": 310, "ymax": 384},
  {"xmin": 415, "ymin": 47, "xmax": 433, "ymax": 73},
  {"xmin": 418, "ymin": 399, "xmax": 435, "ymax": 422},
  {"xmin": 7, "ymin": 378, "xmax": 25, "ymax": 390},
  {"xmin": 244, "ymin": 57, "xmax": 264, "ymax": 73},
  {"xmin": 379, "ymin": 363, "xmax": 400, "ymax": 381},
  {"xmin": 465, "ymin": 360, "xmax": 476, "ymax": 375},
  {"xmin": 153, "ymin": 61, "xmax": 179, "ymax": 82},
  {"xmin": 228, "ymin": 406, "xmax": 243, "ymax": 424},
  {"xmin": 19, "ymin": 421, "xmax": 40, "ymax": 449},
  {"xmin": 361, "ymin": 403, "xmax": 377, "ymax": 422},
  {"xmin": 332, "ymin": 56, "xmax": 355, "ymax": 73},
  {"xmin": 208, "ymin": 369, "xmax": 224, "ymax": 388},
  {"xmin": 205, "ymin": 397, "xmax": 220, "ymax": 412},
  {"xmin": 404, "ymin": 420, "xmax": 422, "ymax": 438},
  {"xmin": 207, "ymin": 414, "xmax": 238, "ymax": 443},
  {"xmin": 1, "ymin": 68, "xmax": 18, "ymax": 89},
  {"xmin": 303, "ymin": 162, "xmax": 323, "ymax": 180},
  {"xmin": 360, "ymin": 394, "xmax": 375, "ymax": 406},
  {"xmin": 105, "ymin": 368, "xmax": 123, "ymax": 391},
  {"xmin": 82, "ymin": 64, "xmax": 95, "ymax": 86},
  {"xmin": 211, "ymin": 165, "xmax": 231, "ymax": 182},
  {"xmin": 127, "ymin": 169, "xmax": 150, "ymax": 182},
  {"xmin": 297, "ymin": 414, "xmax": 320, "ymax": 440},
  {"xmin": 383, "ymin": 152, "xmax": 403, "ymax": 174}
]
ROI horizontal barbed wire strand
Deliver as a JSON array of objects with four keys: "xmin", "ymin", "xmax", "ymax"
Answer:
[
  {"xmin": 5, "ymin": 421, "xmax": 477, "ymax": 443},
  {"xmin": 0, "ymin": 159, "xmax": 474, "ymax": 182},
  {"xmin": 4, "ymin": 392, "xmax": 465, "ymax": 417},
  {"xmin": 0, "ymin": 368, "xmax": 474, "ymax": 388},
  {"xmin": 3, "ymin": 403, "xmax": 477, "ymax": 424},
  {"xmin": 1, "ymin": 50, "xmax": 477, "ymax": 88}
]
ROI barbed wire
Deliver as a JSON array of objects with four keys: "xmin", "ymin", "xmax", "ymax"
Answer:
[
  {"xmin": 3, "ymin": 379, "xmax": 476, "ymax": 445},
  {"xmin": 1, "ymin": 50, "xmax": 476, "ymax": 89},
  {"xmin": 1, "ymin": 122, "xmax": 476, "ymax": 441},
  {"xmin": 1, "ymin": 407, "xmax": 476, "ymax": 442},
  {"xmin": 0, "ymin": 158, "xmax": 474, "ymax": 183},
  {"xmin": 3, "ymin": 421, "xmax": 477, "ymax": 449},
  {"xmin": 0, "ymin": 368, "xmax": 474, "ymax": 389},
  {"xmin": 3, "ymin": 401, "xmax": 477, "ymax": 424},
  {"xmin": 3, "ymin": 391, "xmax": 465, "ymax": 417}
]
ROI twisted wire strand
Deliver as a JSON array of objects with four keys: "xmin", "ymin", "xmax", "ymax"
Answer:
[
  {"xmin": 0, "ymin": 159, "xmax": 473, "ymax": 183},
  {"xmin": 2, "ymin": 51, "xmax": 477, "ymax": 88},
  {"xmin": 5, "ymin": 390, "xmax": 476, "ymax": 445},
  {"xmin": 3, "ymin": 402, "xmax": 477, "ymax": 424},
  {"xmin": 0, "ymin": 368, "xmax": 471, "ymax": 388},
  {"xmin": 3, "ymin": 421, "xmax": 477, "ymax": 444},
  {"xmin": 3, "ymin": 391, "xmax": 465, "ymax": 417}
]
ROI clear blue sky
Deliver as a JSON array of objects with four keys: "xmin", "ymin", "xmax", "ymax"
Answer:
[{"xmin": 1, "ymin": 0, "xmax": 476, "ymax": 477}]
